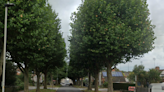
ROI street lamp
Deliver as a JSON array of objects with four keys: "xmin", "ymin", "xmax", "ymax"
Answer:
[{"xmin": 2, "ymin": 2, "xmax": 15, "ymax": 92}]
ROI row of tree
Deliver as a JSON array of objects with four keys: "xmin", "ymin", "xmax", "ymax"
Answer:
[
  {"xmin": 69, "ymin": 0, "xmax": 155, "ymax": 92},
  {"xmin": 0, "ymin": 0, "xmax": 66, "ymax": 92},
  {"xmin": 128, "ymin": 65, "xmax": 161, "ymax": 87}
]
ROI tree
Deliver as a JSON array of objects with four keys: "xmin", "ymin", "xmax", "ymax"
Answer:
[
  {"xmin": 128, "ymin": 65, "xmax": 161, "ymax": 87},
  {"xmin": 133, "ymin": 65, "xmax": 145, "ymax": 75},
  {"xmin": 6, "ymin": 1, "xmax": 49, "ymax": 92},
  {"xmin": 128, "ymin": 72, "xmax": 135, "ymax": 82},
  {"xmin": 70, "ymin": 0, "xmax": 155, "ymax": 92},
  {"xmin": 128, "ymin": 65, "xmax": 146, "ymax": 86},
  {"xmin": 148, "ymin": 69, "xmax": 161, "ymax": 83},
  {"xmin": 137, "ymin": 71, "xmax": 148, "ymax": 87},
  {"xmin": 3, "ymin": 60, "xmax": 17, "ymax": 86}
]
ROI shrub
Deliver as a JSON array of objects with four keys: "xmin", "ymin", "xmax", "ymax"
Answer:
[
  {"xmin": 15, "ymin": 73, "xmax": 24, "ymax": 91},
  {"xmin": 113, "ymin": 83, "xmax": 135, "ymax": 90},
  {"xmin": 102, "ymin": 82, "xmax": 135, "ymax": 90},
  {"xmin": 102, "ymin": 82, "xmax": 108, "ymax": 88}
]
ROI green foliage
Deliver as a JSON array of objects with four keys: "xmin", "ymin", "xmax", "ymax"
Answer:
[
  {"xmin": 15, "ymin": 73, "xmax": 24, "ymax": 91},
  {"xmin": 128, "ymin": 72, "xmax": 135, "ymax": 82},
  {"xmin": 133, "ymin": 65, "xmax": 145, "ymax": 75},
  {"xmin": 113, "ymin": 83, "xmax": 135, "ymax": 90},
  {"xmin": 147, "ymin": 69, "xmax": 161, "ymax": 83},
  {"xmin": 0, "ymin": 0, "xmax": 66, "ymax": 91},
  {"xmin": 70, "ymin": 0, "xmax": 155, "ymax": 65},
  {"xmin": 102, "ymin": 82, "xmax": 135, "ymax": 90},
  {"xmin": 128, "ymin": 65, "xmax": 161, "ymax": 87},
  {"xmin": 102, "ymin": 82, "xmax": 108, "ymax": 88},
  {"xmin": 128, "ymin": 65, "xmax": 148, "ymax": 86},
  {"xmin": 70, "ymin": 0, "xmax": 155, "ymax": 91},
  {"xmin": 5, "ymin": 61, "xmax": 17, "ymax": 86},
  {"xmin": 128, "ymin": 65, "xmax": 145, "ymax": 81}
]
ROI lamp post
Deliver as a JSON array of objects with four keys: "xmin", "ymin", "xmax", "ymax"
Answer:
[{"xmin": 2, "ymin": 2, "xmax": 15, "ymax": 92}]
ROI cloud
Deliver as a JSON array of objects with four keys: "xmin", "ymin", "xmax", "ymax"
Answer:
[
  {"xmin": 48, "ymin": 0, "xmax": 82, "ymax": 49},
  {"xmin": 118, "ymin": 0, "xmax": 164, "ymax": 71}
]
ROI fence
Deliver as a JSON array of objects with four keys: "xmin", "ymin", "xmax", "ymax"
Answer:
[{"xmin": 135, "ymin": 87, "xmax": 150, "ymax": 92}]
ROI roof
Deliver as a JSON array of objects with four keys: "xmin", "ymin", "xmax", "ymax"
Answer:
[
  {"xmin": 124, "ymin": 72, "xmax": 130, "ymax": 77},
  {"xmin": 161, "ymin": 71, "xmax": 164, "ymax": 75},
  {"xmin": 102, "ymin": 71, "xmax": 123, "ymax": 77}
]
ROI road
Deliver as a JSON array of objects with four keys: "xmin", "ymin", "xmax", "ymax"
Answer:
[{"xmin": 56, "ymin": 86, "xmax": 82, "ymax": 92}]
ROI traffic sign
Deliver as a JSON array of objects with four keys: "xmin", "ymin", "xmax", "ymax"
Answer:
[{"xmin": 128, "ymin": 86, "xmax": 135, "ymax": 91}]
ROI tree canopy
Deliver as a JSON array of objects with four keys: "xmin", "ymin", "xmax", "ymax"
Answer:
[
  {"xmin": 70, "ymin": 0, "xmax": 155, "ymax": 92},
  {"xmin": 0, "ymin": 1, "xmax": 66, "ymax": 92}
]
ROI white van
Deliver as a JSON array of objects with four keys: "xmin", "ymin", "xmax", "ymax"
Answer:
[
  {"xmin": 60, "ymin": 77, "xmax": 73, "ymax": 86},
  {"xmin": 149, "ymin": 83, "xmax": 164, "ymax": 92}
]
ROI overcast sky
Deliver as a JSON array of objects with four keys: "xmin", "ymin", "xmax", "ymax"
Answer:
[{"xmin": 48, "ymin": 0, "xmax": 164, "ymax": 71}]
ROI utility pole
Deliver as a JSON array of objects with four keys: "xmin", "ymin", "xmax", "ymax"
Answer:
[
  {"xmin": 153, "ymin": 58, "xmax": 155, "ymax": 68},
  {"xmin": 128, "ymin": 62, "xmax": 129, "ymax": 72}
]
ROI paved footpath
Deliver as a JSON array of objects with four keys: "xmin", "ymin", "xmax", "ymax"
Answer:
[{"xmin": 19, "ymin": 86, "xmax": 121, "ymax": 92}]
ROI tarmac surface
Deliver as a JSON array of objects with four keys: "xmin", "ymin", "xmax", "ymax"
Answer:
[{"xmin": 56, "ymin": 86, "xmax": 82, "ymax": 92}]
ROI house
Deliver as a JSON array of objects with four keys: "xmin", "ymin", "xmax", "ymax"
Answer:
[
  {"xmin": 155, "ymin": 66, "xmax": 164, "ymax": 82},
  {"xmin": 101, "ymin": 70, "xmax": 126, "ymax": 83}
]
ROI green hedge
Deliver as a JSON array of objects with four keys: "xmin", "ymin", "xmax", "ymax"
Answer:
[
  {"xmin": 113, "ymin": 83, "xmax": 135, "ymax": 90},
  {"xmin": 102, "ymin": 82, "xmax": 135, "ymax": 90}
]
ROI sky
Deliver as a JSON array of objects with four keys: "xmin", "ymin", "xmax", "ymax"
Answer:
[{"xmin": 48, "ymin": 0, "xmax": 164, "ymax": 71}]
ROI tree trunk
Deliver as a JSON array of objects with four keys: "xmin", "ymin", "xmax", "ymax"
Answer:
[
  {"xmin": 24, "ymin": 67, "xmax": 29, "ymax": 92},
  {"xmin": 107, "ymin": 62, "xmax": 113, "ymax": 92},
  {"xmin": 95, "ymin": 70, "xmax": 99, "ymax": 92},
  {"xmin": 81, "ymin": 78, "xmax": 83, "ymax": 87},
  {"xmin": 73, "ymin": 79, "xmax": 76, "ymax": 85},
  {"xmin": 77, "ymin": 78, "xmax": 80, "ymax": 86},
  {"xmin": 0, "ymin": 50, "xmax": 3, "ymax": 77},
  {"xmin": 88, "ymin": 72, "xmax": 92, "ymax": 90},
  {"xmin": 43, "ymin": 70, "xmax": 47, "ymax": 89},
  {"xmin": 36, "ymin": 71, "xmax": 40, "ymax": 92},
  {"xmin": 50, "ymin": 73, "xmax": 53, "ymax": 87}
]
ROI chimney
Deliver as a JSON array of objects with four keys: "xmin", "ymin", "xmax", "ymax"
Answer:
[{"xmin": 155, "ymin": 66, "xmax": 160, "ymax": 71}]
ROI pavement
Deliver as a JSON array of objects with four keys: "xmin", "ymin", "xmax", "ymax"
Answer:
[{"xmin": 19, "ymin": 86, "xmax": 110, "ymax": 92}]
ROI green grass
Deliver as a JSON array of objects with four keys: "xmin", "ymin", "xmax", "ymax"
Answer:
[{"xmin": 29, "ymin": 89, "xmax": 56, "ymax": 92}]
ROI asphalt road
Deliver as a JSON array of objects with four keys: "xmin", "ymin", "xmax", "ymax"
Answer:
[{"xmin": 56, "ymin": 86, "xmax": 83, "ymax": 92}]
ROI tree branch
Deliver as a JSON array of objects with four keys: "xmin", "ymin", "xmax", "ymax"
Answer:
[{"xmin": 16, "ymin": 62, "xmax": 24, "ymax": 73}]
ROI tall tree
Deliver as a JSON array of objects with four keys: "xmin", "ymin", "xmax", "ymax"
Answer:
[
  {"xmin": 70, "ymin": 0, "xmax": 155, "ymax": 92},
  {"xmin": 5, "ymin": 0, "xmax": 50, "ymax": 92}
]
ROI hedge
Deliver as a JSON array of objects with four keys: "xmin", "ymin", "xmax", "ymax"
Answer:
[{"xmin": 102, "ymin": 82, "xmax": 135, "ymax": 90}]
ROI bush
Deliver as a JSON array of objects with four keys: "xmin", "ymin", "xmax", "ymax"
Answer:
[
  {"xmin": 15, "ymin": 73, "xmax": 24, "ymax": 91},
  {"xmin": 102, "ymin": 82, "xmax": 108, "ymax": 88},
  {"xmin": 113, "ymin": 83, "xmax": 135, "ymax": 90},
  {"xmin": 102, "ymin": 82, "xmax": 135, "ymax": 90}
]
